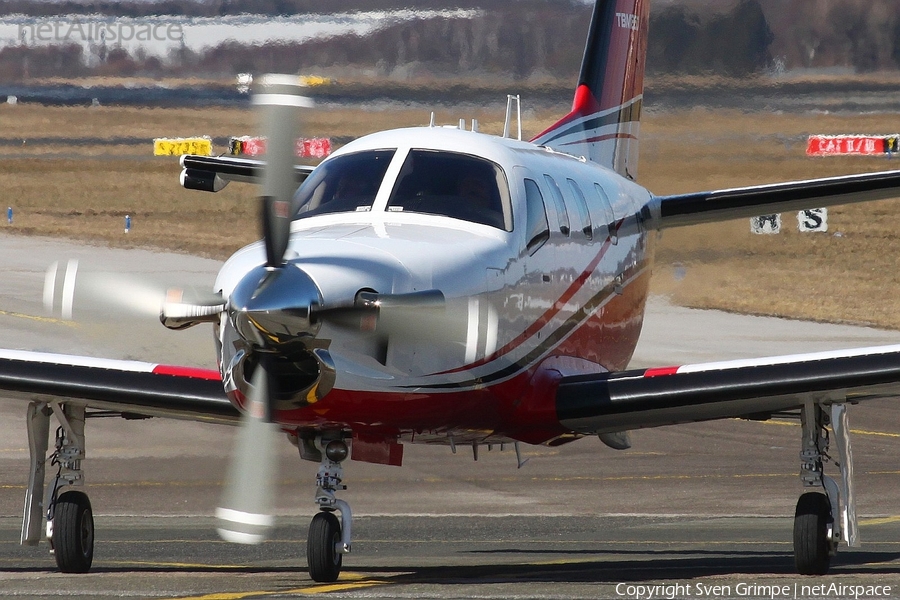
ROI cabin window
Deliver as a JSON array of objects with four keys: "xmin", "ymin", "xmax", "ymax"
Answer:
[
  {"xmin": 386, "ymin": 150, "xmax": 511, "ymax": 230},
  {"xmin": 566, "ymin": 179, "xmax": 593, "ymax": 241},
  {"xmin": 523, "ymin": 178, "xmax": 550, "ymax": 254},
  {"xmin": 593, "ymin": 183, "xmax": 617, "ymax": 244},
  {"xmin": 542, "ymin": 175, "xmax": 571, "ymax": 236},
  {"xmin": 293, "ymin": 149, "xmax": 395, "ymax": 219}
]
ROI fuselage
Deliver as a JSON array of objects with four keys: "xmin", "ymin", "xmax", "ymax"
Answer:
[{"xmin": 214, "ymin": 125, "xmax": 655, "ymax": 445}]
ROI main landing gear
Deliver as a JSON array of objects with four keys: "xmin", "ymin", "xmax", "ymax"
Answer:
[
  {"xmin": 21, "ymin": 401, "xmax": 95, "ymax": 573},
  {"xmin": 304, "ymin": 435, "xmax": 352, "ymax": 583},
  {"xmin": 793, "ymin": 401, "xmax": 858, "ymax": 575}
]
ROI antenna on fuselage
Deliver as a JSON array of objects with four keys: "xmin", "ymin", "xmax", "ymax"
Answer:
[
  {"xmin": 429, "ymin": 112, "xmax": 435, "ymax": 127},
  {"xmin": 503, "ymin": 94, "xmax": 521, "ymax": 141}
]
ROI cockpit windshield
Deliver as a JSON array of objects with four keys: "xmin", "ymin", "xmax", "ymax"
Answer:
[
  {"xmin": 386, "ymin": 150, "xmax": 511, "ymax": 230},
  {"xmin": 293, "ymin": 149, "xmax": 395, "ymax": 219}
]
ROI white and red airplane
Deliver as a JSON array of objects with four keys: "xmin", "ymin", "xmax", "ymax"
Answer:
[{"xmin": 4, "ymin": 0, "xmax": 900, "ymax": 582}]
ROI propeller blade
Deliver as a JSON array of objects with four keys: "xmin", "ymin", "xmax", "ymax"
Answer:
[
  {"xmin": 43, "ymin": 260, "xmax": 224, "ymax": 326},
  {"xmin": 216, "ymin": 354, "xmax": 279, "ymax": 544},
  {"xmin": 254, "ymin": 74, "xmax": 312, "ymax": 267},
  {"xmin": 44, "ymin": 259, "xmax": 158, "ymax": 319}
]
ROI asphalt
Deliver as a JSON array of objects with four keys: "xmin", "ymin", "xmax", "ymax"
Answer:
[{"xmin": 0, "ymin": 234, "xmax": 899, "ymax": 599}]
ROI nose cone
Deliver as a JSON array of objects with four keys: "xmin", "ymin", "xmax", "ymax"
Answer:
[{"xmin": 229, "ymin": 264, "xmax": 322, "ymax": 348}]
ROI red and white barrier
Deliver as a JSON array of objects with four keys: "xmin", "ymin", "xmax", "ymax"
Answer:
[
  {"xmin": 230, "ymin": 136, "xmax": 332, "ymax": 158},
  {"xmin": 807, "ymin": 135, "xmax": 900, "ymax": 157}
]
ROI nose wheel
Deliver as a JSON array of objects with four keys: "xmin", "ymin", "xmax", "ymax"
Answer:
[
  {"xmin": 307, "ymin": 511, "xmax": 342, "ymax": 582},
  {"xmin": 307, "ymin": 437, "xmax": 352, "ymax": 583}
]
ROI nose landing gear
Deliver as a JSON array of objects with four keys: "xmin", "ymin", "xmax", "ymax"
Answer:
[{"xmin": 307, "ymin": 438, "xmax": 352, "ymax": 583}]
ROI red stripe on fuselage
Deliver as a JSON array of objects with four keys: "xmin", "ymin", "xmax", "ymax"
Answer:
[
  {"xmin": 439, "ymin": 220, "xmax": 628, "ymax": 376},
  {"xmin": 491, "ymin": 236, "xmax": 615, "ymax": 355}
]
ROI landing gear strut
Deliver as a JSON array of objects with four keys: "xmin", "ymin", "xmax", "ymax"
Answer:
[
  {"xmin": 794, "ymin": 401, "xmax": 857, "ymax": 575},
  {"xmin": 307, "ymin": 437, "xmax": 352, "ymax": 582},
  {"xmin": 21, "ymin": 401, "xmax": 94, "ymax": 573}
]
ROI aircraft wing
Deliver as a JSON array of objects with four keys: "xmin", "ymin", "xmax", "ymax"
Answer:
[
  {"xmin": 0, "ymin": 349, "xmax": 237, "ymax": 424},
  {"xmin": 179, "ymin": 155, "xmax": 314, "ymax": 193},
  {"xmin": 556, "ymin": 344, "xmax": 900, "ymax": 434},
  {"xmin": 652, "ymin": 169, "xmax": 900, "ymax": 229}
]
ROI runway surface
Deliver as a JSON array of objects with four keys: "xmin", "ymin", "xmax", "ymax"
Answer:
[{"xmin": 1, "ymin": 234, "xmax": 899, "ymax": 599}]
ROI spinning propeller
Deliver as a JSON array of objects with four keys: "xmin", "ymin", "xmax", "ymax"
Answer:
[
  {"xmin": 215, "ymin": 75, "xmax": 312, "ymax": 543},
  {"xmin": 43, "ymin": 260, "xmax": 224, "ymax": 325}
]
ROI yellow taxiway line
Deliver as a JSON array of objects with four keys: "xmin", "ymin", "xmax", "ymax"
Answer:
[
  {"xmin": 170, "ymin": 574, "xmax": 387, "ymax": 600},
  {"xmin": 0, "ymin": 309, "xmax": 77, "ymax": 326}
]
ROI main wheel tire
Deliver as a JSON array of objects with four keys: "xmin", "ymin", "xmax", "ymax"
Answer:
[
  {"xmin": 307, "ymin": 511, "xmax": 342, "ymax": 583},
  {"xmin": 52, "ymin": 490, "xmax": 94, "ymax": 573},
  {"xmin": 794, "ymin": 492, "xmax": 832, "ymax": 575}
]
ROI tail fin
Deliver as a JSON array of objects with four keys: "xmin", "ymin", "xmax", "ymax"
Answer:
[{"xmin": 531, "ymin": 0, "xmax": 649, "ymax": 180}]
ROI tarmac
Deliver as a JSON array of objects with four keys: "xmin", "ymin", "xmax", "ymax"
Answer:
[{"xmin": 0, "ymin": 234, "xmax": 899, "ymax": 599}]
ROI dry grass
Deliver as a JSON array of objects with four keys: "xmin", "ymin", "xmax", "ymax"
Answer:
[
  {"xmin": 1, "ymin": 103, "xmax": 547, "ymax": 142},
  {"xmin": 640, "ymin": 109, "xmax": 900, "ymax": 329},
  {"xmin": 4, "ymin": 102, "xmax": 900, "ymax": 328}
]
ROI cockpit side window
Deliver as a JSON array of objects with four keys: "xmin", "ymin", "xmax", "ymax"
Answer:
[
  {"xmin": 386, "ymin": 150, "xmax": 511, "ymax": 231},
  {"xmin": 293, "ymin": 149, "xmax": 395, "ymax": 219}
]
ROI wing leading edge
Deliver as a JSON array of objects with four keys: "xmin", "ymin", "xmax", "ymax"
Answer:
[
  {"xmin": 179, "ymin": 155, "xmax": 314, "ymax": 193},
  {"xmin": 651, "ymin": 169, "xmax": 900, "ymax": 229},
  {"xmin": 556, "ymin": 344, "xmax": 900, "ymax": 434},
  {"xmin": 0, "ymin": 349, "xmax": 236, "ymax": 423}
]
